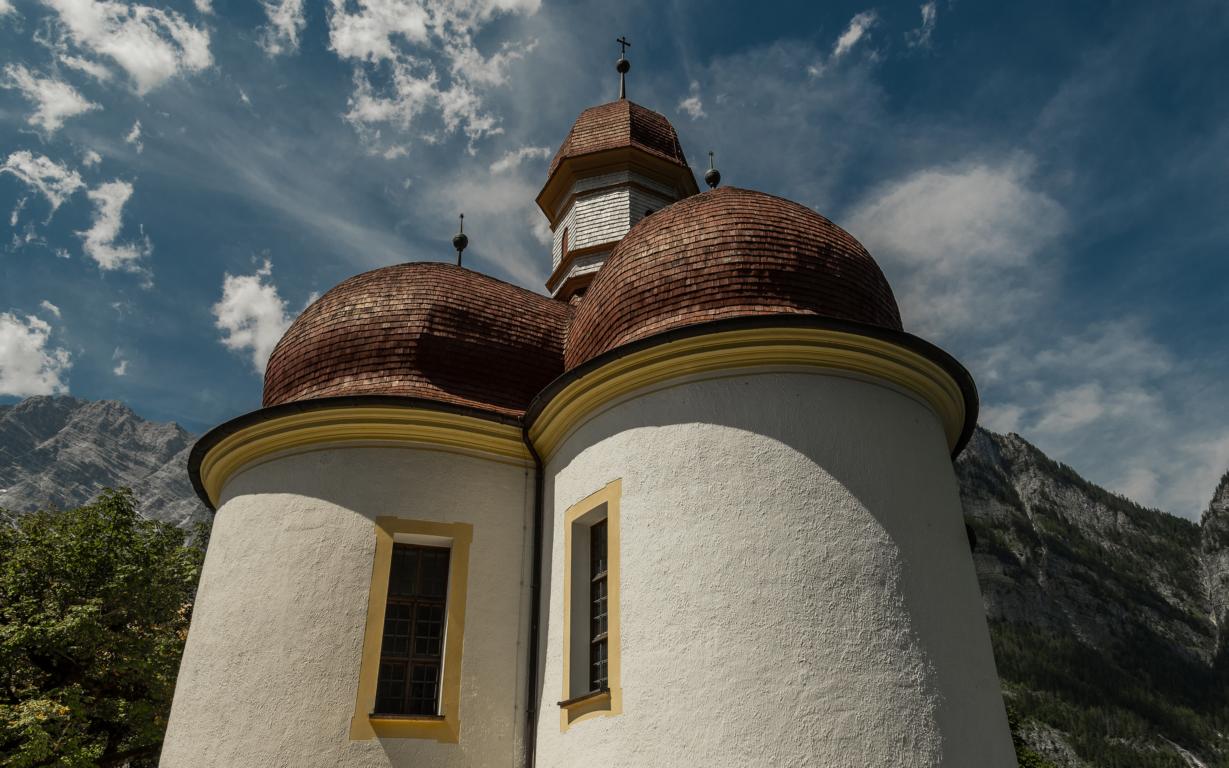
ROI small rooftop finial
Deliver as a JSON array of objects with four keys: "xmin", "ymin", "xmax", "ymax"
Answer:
[
  {"xmin": 452, "ymin": 213, "xmax": 468, "ymax": 266},
  {"xmin": 705, "ymin": 151, "xmax": 721, "ymax": 189},
  {"xmin": 616, "ymin": 36, "xmax": 631, "ymax": 100}
]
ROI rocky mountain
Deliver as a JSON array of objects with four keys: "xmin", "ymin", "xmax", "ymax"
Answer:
[
  {"xmin": 959, "ymin": 428, "xmax": 1229, "ymax": 768},
  {"xmin": 0, "ymin": 395, "xmax": 207, "ymax": 526}
]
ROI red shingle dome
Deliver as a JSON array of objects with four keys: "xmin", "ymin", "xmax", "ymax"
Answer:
[
  {"xmin": 262, "ymin": 262, "xmax": 571, "ymax": 417},
  {"xmin": 548, "ymin": 100, "xmax": 688, "ymax": 176},
  {"xmin": 565, "ymin": 187, "xmax": 903, "ymax": 370}
]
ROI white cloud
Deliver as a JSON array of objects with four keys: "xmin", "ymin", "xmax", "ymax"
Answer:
[
  {"xmin": 238, "ymin": 87, "xmax": 250, "ymax": 105},
  {"xmin": 40, "ymin": 0, "xmax": 212, "ymax": 94},
  {"xmin": 0, "ymin": 0, "xmax": 16, "ymax": 16},
  {"xmin": 60, "ymin": 54, "xmax": 113, "ymax": 82},
  {"xmin": 212, "ymin": 260, "xmax": 291, "ymax": 374},
  {"xmin": 1, "ymin": 151, "xmax": 86, "ymax": 215},
  {"xmin": 845, "ymin": 157, "xmax": 1066, "ymax": 337},
  {"xmin": 78, "ymin": 180, "xmax": 151, "ymax": 270},
  {"xmin": 678, "ymin": 80, "xmax": 706, "ymax": 120},
  {"xmin": 125, "ymin": 119, "xmax": 143, "ymax": 152},
  {"xmin": 0, "ymin": 312, "xmax": 71, "ymax": 397},
  {"xmin": 489, "ymin": 145, "xmax": 550, "ymax": 174},
  {"xmin": 832, "ymin": 10, "xmax": 878, "ymax": 61},
  {"xmin": 10, "ymin": 197, "xmax": 27, "ymax": 227},
  {"xmin": 194, "ymin": 0, "xmax": 212, "ymax": 13},
  {"xmin": 112, "ymin": 347, "xmax": 128, "ymax": 375},
  {"xmin": 908, "ymin": 2, "xmax": 937, "ymax": 48},
  {"xmin": 1, "ymin": 64, "xmax": 100, "ymax": 133},
  {"xmin": 329, "ymin": 0, "xmax": 540, "ymax": 149},
  {"xmin": 259, "ymin": 0, "xmax": 306, "ymax": 55},
  {"xmin": 82, "ymin": 149, "xmax": 102, "ymax": 166},
  {"xmin": 38, "ymin": 300, "xmax": 62, "ymax": 318}
]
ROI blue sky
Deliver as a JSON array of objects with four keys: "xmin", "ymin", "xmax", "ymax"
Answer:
[{"xmin": 1, "ymin": 0, "xmax": 1227, "ymax": 519}]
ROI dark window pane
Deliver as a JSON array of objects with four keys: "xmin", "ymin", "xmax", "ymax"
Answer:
[
  {"xmin": 408, "ymin": 663, "xmax": 440, "ymax": 715},
  {"xmin": 388, "ymin": 546, "xmax": 419, "ymax": 596},
  {"xmin": 588, "ymin": 520, "xmax": 609, "ymax": 692},
  {"xmin": 375, "ymin": 660, "xmax": 407, "ymax": 714},
  {"xmin": 414, "ymin": 603, "xmax": 445, "ymax": 658},
  {"xmin": 590, "ymin": 638, "xmax": 608, "ymax": 691},
  {"xmin": 420, "ymin": 551, "xmax": 449, "ymax": 598},
  {"xmin": 375, "ymin": 543, "xmax": 451, "ymax": 715}
]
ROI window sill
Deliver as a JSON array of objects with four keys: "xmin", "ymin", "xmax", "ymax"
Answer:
[
  {"xmin": 357, "ymin": 712, "xmax": 458, "ymax": 743},
  {"xmin": 558, "ymin": 686, "xmax": 619, "ymax": 731},
  {"xmin": 557, "ymin": 688, "xmax": 609, "ymax": 708}
]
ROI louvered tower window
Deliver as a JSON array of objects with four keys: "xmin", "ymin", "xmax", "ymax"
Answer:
[
  {"xmin": 374, "ymin": 543, "xmax": 450, "ymax": 716},
  {"xmin": 589, "ymin": 519, "xmax": 609, "ymax": 691}
]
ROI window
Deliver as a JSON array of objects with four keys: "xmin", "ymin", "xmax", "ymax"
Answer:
[
  {"xmin": 559, "ymin": 479, "xmax": 622, "ymax": 731},
  {"xmin": 374, "ymin": 544, "xmax": 450, "ymax": 716},
  {"xmin": 589, "ymin": 520, "xmax": 608, "ymax": 691},
  {"xmin": 350, "ymin": 518, "xmax": 472, "ymax": 742}
]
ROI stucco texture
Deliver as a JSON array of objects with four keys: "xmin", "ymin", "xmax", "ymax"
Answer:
[
  {"xmin": 534, "ymin": 370, "xmax": 1016, "ymax": 768},
  {"xmin": 160, "ymin": 447, "xmax": 534, "ymax": 767}
]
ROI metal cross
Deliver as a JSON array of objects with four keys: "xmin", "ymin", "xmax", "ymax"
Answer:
[{"xmin": 617, "ymin": 36, "xmax": 631, "ymax": 57}]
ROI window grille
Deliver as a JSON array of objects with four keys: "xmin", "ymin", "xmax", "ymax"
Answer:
[
  {"xmin": 374, "ymin": 543, "xmax": 450, "ymax": 716},
  {"xmin": 589, "ymin": 520, "xmax": 608, "ymax": 692}
]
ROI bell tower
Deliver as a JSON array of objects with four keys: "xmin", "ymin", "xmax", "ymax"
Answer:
[{"xmin": 537, "ymin": 42, "xmax": 699, "ymax": 301}]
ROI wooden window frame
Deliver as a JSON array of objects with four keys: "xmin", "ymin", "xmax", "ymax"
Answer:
[
  {"xmin": 350, "ymin": 518, "xmax": 473, "ymax": 742},
  {"xmin": 559, "ymin": 479, "xmax": 622, "ymax": 731}
]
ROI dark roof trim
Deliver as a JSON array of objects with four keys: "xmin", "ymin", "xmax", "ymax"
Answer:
[
  {"xmin": 187, "ymin": 395, "xmax": 523, "ymax": 512},
  {"xmin": 526, "ymin": 314, "xmax": 979, "ymax": 459}
]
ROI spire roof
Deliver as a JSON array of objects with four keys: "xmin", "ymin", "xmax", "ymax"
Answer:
[{"xmin": 547, "ymin": 100, "xmax": 689, "ymax": 177}]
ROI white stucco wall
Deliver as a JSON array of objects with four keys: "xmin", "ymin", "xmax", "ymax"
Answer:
[
  {"xmin": 533, "ymin": 370, "xmax": 1016, "ymax": 768},
  {"xmin": 160, "ymin": 446, "xmax": 534, "ymax": 768}
]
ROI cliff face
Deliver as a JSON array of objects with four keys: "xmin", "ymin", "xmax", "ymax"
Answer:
[
  {"xmin": 0, "ymin": 395, "xmax": 206, "ymax": 526},
  {"xmin": 1203, "ymin": 472, "xmax": 1229, "ymax": 665},
  {"xmin": 958, "ymin": 428, "xmax": 1227, "ymax": 767}
]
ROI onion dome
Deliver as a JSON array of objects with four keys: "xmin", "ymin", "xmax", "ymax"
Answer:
[
  {"xmin": 565, "ymin": 187, "xmax": 902, "ymax": 370},
  {"xmin": 263, "ymin": 263, "xmax": 571, "ymax": 418},
  {"xmin": 547, "ymin": 100, "xmax": 689, "ymax": 177}
]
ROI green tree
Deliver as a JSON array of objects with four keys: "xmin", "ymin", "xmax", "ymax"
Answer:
[{"xmin": 0, "ymin": 490, "xmax": 205, "ymax": 767}]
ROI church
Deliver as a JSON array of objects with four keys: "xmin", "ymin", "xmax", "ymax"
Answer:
[{"xmin": 163, "ymin": 48, "xmax": 1017, "ymax": 767}]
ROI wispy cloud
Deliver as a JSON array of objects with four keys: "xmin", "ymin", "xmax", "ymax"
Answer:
[
  {"xmin": 832, "ymin": 10, "xmax": 878, "ymax": 61},
  {"xmin": 212, "ymin": 260, "xmax": 291, "ymax": 374},
  {"xmin": 112, "ymin": 347, "xmax": 128, "ymax": 375},
  {"xmin": 0, "ymin": 311, "xmax": 71, "ymax": 396},
  {"xmin": 907, "ymin": 2, "xmax": 937, "ymax": 48},
  {"xmin": 678, "ymin": 80, "xmax": 706, "ymax": 120},
  {"xmin": 0, "ymin": 0, "xmax": 16, "ymax": 16},
  {"xmin": 328, "ymin": 0, "xmax": 541, "ymax": 151},
  {"xmin": 1, "ymin": 151, "xmax": 86, "ymax": 217},
  {"xmin": 845, "ymin": 157, "xmax": 1066, "ymax": 338},
  {"xmin": 489, "ymin": 145, "xmax": 550, "ymax": 174},
  {"xmin": 78, "ymin": 180, "xmax": 152, "ymax": 271},
  {"xmin": 259, "ymin": 0, "xmax": 306, "ymax": 55},
  {"xmin": 125, "ymin": 119, "xmax": 143, "ymax": 153},
  {"xmin": 1, "ymin": 64, "xmax": 100, "ymax": 134},
  {"xmin": 39, "ymin": 0, "xmax": 212, "ymax": 94},
  {"xmin": 38, "ymin": 299, "xmax": 62, "ymax": 318}
]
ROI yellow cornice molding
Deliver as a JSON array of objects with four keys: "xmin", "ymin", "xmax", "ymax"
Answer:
[
  {"xmin": 198, "ymin": 406, "xmax": 530, "ymax": 507},
  {"xmin": 528, "ymin": 327, "xmax": 967, "ymax": 462}
]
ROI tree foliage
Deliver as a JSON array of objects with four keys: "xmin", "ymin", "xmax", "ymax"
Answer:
[{"xmin": 0, "ymin": 490, "xmax": 205, "ymax": 767}]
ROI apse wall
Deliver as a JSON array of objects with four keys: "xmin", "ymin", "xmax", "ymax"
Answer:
[
  {"xmin": 533, "ymin": 370, "xmax": 1015, "ymax": 767},
  {"xmin": 160, "ymin": 445, "xmax": 534, "ymax": 768}
]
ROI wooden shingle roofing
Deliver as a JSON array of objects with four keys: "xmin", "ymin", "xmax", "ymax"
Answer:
[
  {"xmin": 547, "ymin": 100, "xmax": 688, "ymax": 176},
  {"xmin": 262, "ymin": 263, "xmax": 571, "ymax": 417},
  {"xmin": 565, "ymin": 187, "xmax": 903, "ymax": 369}
]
